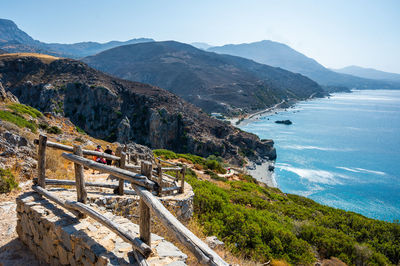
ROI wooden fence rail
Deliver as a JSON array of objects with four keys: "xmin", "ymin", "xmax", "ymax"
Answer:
[
  {"xmin": 35, "ymin": 138, "xmax": 185, "ymax": 195},
  {"xmin": 61, "ymin": 153, "xmax": 159, "ymax": 191},
  {"xmin": 34, "ymin": 139, "xmax": 120, "ymax": 161},
  {"xmin": 34, "ymin": 135, "xmax": 227, "ymax": 265}
]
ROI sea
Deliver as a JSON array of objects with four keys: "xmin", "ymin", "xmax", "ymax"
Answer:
[{"xmin": 239, "ymin": 90, "xmax": 400, "ymax": 222}]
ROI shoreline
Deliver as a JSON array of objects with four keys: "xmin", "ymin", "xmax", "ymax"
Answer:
[
  {"xmin": 228, "ymin": 90, "xmax": 351, "ymax": 127},
  {"xmin": 227, "ymin": 99, "xmax": 295, "ymax": 127},
  {"xmin": 246, "ymin": 160, "xmax": 278, "ymax": 188},
  {"xmin": 231, "ymin": 92, "xmax": 343, "ymax": 188}
]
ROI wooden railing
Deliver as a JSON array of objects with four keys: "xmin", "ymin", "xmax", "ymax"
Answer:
[
  {"xmin": 34, "ymin": 139, "xmax": 186, "ymax": 196},
  {"xmin": 33, "ymin": 135, "xmax": 227, "ymax": 266}
]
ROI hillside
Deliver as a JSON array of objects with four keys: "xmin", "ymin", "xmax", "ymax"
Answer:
[
  {"xmin": 0, "ymin": 18, "xmax": 153, "ymax": 58},
  {"xmin": 334, "ymin": 65, "xmax": 400, "ymax": 83},
  {"xmin": 156, "ymin": 149, "xmax": 400, "ymax": 265},
  {"xmin": 208, "ymin": 40, "xmax": 400, "ymax": 90},
  {"xmin": 0, "ymin": 53, "xmax": 276, "ymax": 165},
  {"xmin": 82, "ymin": 41, "xmax": 325, "ymax": 115}
]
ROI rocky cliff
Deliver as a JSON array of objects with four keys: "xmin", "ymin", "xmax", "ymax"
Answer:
[{"xmin": 0, "ymin": 54, "xmax": 276, "ymax": 165}]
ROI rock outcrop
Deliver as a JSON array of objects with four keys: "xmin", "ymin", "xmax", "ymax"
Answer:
[
  {"xmin": 0, "ymin": 82, "xmax": 18, "ymax": 102},
  {"xmin": 275, "ymin": 120, "xmax": 292, "ymax": 125},
  {"xmin": 0, "ymin": 55, "xmax": 276, "ymax": 165}
]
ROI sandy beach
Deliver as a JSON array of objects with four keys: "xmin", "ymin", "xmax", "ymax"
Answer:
[{"xmin": 247, "ymin": 161, "xmax": 278, "ymax": 188}]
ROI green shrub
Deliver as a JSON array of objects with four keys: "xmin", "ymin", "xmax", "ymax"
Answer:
[
  {"xmin": 153, "ymin": 149, "xmax": 400, "ymax": 264},
  {"xmin": 39, "ymin": 123, "xmax": 49, "ymax": 130},
  {"xmin": 47, "ymin": 126, "xmax": 62, "ymax": 134},
  {"xmin": 186, "ymin": 169, "xmax": 400, "ymax": 265},
  {"xmin": 205, "ymin": 159, "xmax": 226, "ymax": 174},
  {"xmin": 75, "ymin": 126, "xmax": 86, "ymax": 134},
  {"xmin": 204, "ymin": 169, "xmax": 227, "ymax": 181},
  {"xmin": 154, "ymin": 149, "xmax": 226, "ymax": 173},
  {"xmin": 153, "ymin": 149, "xmax": 179, "ymax": 160},
  {"xmin": 7, "ymin": 103, "xmax": 43, "ymax": 118},
  {"xmin": 0, "ymin": 110, "xmax": 37, "ymax": 132},
  {"xmin": 0, "ymin": 168, "xmax": 18, "ymax": 193}
]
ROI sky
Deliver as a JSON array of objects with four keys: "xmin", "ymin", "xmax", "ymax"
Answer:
[{"xmin": 1, "ymin": 0, "xmax": 400, "ymax": 73}]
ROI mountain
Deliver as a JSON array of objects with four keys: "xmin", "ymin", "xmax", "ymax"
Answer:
[
  {"xmin": 0, "ymin": 18, "xmax": 153, "ymax": 58},
  {"xmin": 208, "ymin": 40, "xmax": 400, "ymax": 90},
  {"xmin": 190, "ymin": 42, "xmax": 213, "ymax": 50},
  {"xmin": 0, "ymin": 48, "xmax": 6, "ymax": 54},
  {"xmin": 0, "ymin": 53, "xmax": 276, "ymax": 165},
  {"xmin": 82, "ymin": 41, "xmax": 325, "ymax": 115},
  {"xmin": 334, "ymin": 65, "xmax": 400, "ymax": 83}
]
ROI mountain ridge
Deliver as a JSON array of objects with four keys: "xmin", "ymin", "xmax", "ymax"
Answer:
[
  {"xmin": 0, "ymin": 18, "xmax": 154, "ymax": 58},
  {"xmin": 334, "ymin": 65, "xmax": 400, "ymax": 83},
  {"xmin": 208, "ymin": 40, "xmax": 400, "ymax": 90},
  {"xmin": 83, "ymin": 41, "xmax": 325, "ymax": 115}
]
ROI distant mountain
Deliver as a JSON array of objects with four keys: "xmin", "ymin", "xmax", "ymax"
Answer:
[
  {"xmin": 208, "ymin": 40, "xmax": 400, "ymax": 90},
  {"xmin": 0, "ymin": 18, "xmax": 153, "ymax": 58},
  {"xmin": 0, "ymin": 48, "xmax": 6, "ymax": 54},
  {"xmin": 83, "ymin": 41, "xmax": 325, "ymax": 115},
  {"xmin": 191, "ymin": 42, "xmax": 213, "ymax": 50},
  {"xmin": 334, "ymin": 65, "xmax": 400, "ymax": 83}
]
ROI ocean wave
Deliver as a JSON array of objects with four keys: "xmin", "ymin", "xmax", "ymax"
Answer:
[
  {"xmin": 277, "ymin": 165, "xmax": 348, "ymax": 185},
  {"xmin": 280, "ymin": 144, "xmax": 353, "ymax": 152},
  {"xmin": 336, "ymin": 166, "xmax": 386, "ymax": 176}
]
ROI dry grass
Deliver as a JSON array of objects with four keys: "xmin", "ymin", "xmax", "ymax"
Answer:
[
  {"xmin": 45, "ymin": 148, "xmax": 75, "ymax": 180},
  {"xmin": 0, "ymin": 53, "xmax": 59, "ymax": 64},
  {"xmin": 270, "ymin": 259, "xmax": 290, "ymax": 266}
]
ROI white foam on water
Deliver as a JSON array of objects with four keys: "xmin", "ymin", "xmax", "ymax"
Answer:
[
  {"xmin": 336, "ymin": 166, "xmax": 386, "ymax": 176},
  {"xmin": 280, "ymin": 144, "xmax": 353, "ymax": 152},
  {"xmin": 277, "ymin": 164, "xmax": 348, "ymax": 185}
]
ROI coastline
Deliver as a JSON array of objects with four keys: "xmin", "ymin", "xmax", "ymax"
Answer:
[
  {"xmin": 227, "ymin": 99, "xmax": 294, "ymax": 127},
  {"xmin": 228, "ymin": 92, "xmax": 342, "ymax": 189},
  {"xmin": 247, "ymin": 160, "xmax": 278, "ymax": 187}
]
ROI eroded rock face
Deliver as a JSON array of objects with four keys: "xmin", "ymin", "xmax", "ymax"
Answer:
[
  {"xmin": 0, "ymin": 56, "xmax": 276, "ymax": 165},
  {"xmin": 0, "ymin": 82, "xmax": 18, "ymax": 102},
  {"xmin": 0, "ymin": 130, "xmax": 36, "ymax": 178}
]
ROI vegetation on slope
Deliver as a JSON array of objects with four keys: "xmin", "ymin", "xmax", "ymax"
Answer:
[
  {"xmin": 0, "ymin": 168, "xmax": 19, "ymax": 193},
  {"xmin": 8, "ymin": 103, "xmax": 43, "ymax": 118},
  {"xmin": 158, "ymin": 150, "xmax": 400, "ymax": 265},
  {"xmin": 0, "ymin": 103, "xmax": 63, "ymax": 135},
  {"xmin": 0, "ymin": 110, "xmax": 37, "ymax": 133},
  {"xmin": 154, "ymin": 149, "xmax": 226, "ymax": 174}
]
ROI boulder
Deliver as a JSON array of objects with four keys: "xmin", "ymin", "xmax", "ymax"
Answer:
[
  {"xmin": 205, "ymin": 236, "xmax": 224, "ymax": 249},
  {"xmin": 275, "ymin": 119, "xmax": 292, "ymax": 125}
]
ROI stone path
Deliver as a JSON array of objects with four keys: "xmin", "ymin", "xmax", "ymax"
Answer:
[{"xmin": 0, "ymin": 182, "xmax": 44, "ymax": 266}]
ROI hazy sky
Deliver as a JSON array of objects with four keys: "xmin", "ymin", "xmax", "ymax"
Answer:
[{"xmin": 2, "ymin": 0, "xmax": 400, "ymax": 73}]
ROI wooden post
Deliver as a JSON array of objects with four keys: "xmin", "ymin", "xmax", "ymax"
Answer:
[
  {"xmin": 123, "ymin": 145, "xmax": 130, "ymax": 164},
  {"xmin": 179, "ymin": 165, "xmax": 186, "ymax": 194},
  {"xmin": 73, "ymin": 145, "xmax": 87, "ymax": 218},
  {"xmin": 119, "ymin": 152, "xmax": 126, "ymax": 195},
  {"xmin": 140, "ymin": 161, "xmax": 152, "ymax": 246},
  {"xmin": 157, "ymin": 164, "xmax": 163, "ymax": 196},
  {"xmin": 115, "ymin": 146, "xmax": 123, "ymax": 195},
  {"xmin": 37, "ymin": 135, "xmax": 47, "ymax": 188},
  {"xmin": 133, "ymin": 154, "xmax": 138, "ymax": 164}
]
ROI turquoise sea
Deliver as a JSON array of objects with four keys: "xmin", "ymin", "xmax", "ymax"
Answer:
[{"xmin": 240, "ymin": 90, "xmax": 400, "ymax": 221}]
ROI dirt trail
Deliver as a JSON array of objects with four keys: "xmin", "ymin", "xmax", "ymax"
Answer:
[{"xmin": 0, "ymin": 181, "xmax": 44, "ymax": 266}]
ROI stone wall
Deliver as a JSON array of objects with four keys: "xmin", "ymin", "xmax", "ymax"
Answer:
[
  {"xmin": 89, "ymin": 182, "xmax": 194, "ymax": 223},
  {"xmin": 16, "ymin": 191, "xmax": 188, "ymax": 265}
]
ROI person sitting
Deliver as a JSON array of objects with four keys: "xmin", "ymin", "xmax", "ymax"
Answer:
[
  {"xmin": 104, "ymin": 145, "xmax": 115, "ymax": 165},
  {"xmin": 93, "ymin": 145, "xmax": 107, "ymax": 164}
]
